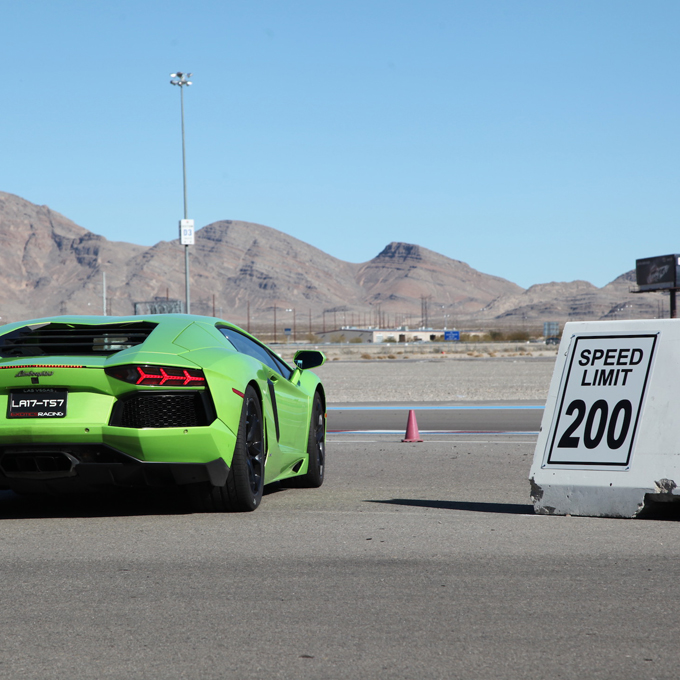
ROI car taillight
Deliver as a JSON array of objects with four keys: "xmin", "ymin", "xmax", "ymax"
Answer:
[{"xmin": 106, "ymin": 365, "xmax": 206, "ymax": 387}]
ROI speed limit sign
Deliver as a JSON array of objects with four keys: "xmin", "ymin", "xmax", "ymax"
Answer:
[{"xmin": 543, "ymin": 333, "xmax": 658, "ymax": 469}]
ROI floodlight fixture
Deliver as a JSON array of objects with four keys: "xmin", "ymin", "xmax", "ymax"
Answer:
[{"xmin": 170, "ymin": 72, "xmax": 193, "ymax": 87}]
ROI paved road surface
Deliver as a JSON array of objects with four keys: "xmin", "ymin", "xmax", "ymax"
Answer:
[
  {"xmin": 0, "ymin": 407, "xmax": 678, "ymax": 679},
  {"xmin": 328, "ymin": 401, "xmax": 544, "ymax": 433}
]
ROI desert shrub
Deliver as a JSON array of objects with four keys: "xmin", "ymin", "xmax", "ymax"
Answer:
[
  {"xmin": 349, "ymin": 337, "xmax": 363, "ymax": 343},
  {"xmin": 506, "ymin": 331, "xmax": 530, "ymax": 342},
  {"xmin": 459, "ymin": 329, "xmax": 532, "ymax": 342}
]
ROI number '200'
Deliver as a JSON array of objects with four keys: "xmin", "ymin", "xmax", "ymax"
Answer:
[{"xmin": 557, "ymin": 399, "xmax": 633, "ymax": 450}]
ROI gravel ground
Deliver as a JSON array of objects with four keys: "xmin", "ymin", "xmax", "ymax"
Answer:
[{"xmin": 313, "ymin": 355, "xmax": 556, "ymax": 403}]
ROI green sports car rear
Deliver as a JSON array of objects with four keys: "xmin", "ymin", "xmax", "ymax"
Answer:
[{"xmin": 0, "ymin": 314, "xmax": 326, "ymax": 511}]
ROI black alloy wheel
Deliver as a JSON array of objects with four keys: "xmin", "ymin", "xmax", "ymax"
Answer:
[
  {"xmin": 187, "ymin": 384, "xmax": 265, "ymax": 512},
  {"xmin": 224, "ymin": 385, "xmax": 265, "ymax": 510},
  {"xmin": 242, "ymin": 391, "xmax": 265, "ymax": 497},
  {"xmin": 293, "ymin": 392, "xmax": 325, "ymax": 488}
]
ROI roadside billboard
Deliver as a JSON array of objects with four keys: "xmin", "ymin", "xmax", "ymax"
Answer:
[{"xmin": 636, "ymin": 254, "xmax": 680, "ymax": 291}]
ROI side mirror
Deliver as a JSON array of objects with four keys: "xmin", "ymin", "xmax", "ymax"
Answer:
[{"xmin": 293, "ymin": 350, "xmax": 326, "ymax": 370}]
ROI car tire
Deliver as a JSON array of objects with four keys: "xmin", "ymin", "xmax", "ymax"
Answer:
[
  {"xmin": 293, "ymin": 391, "xmax": 325, "ymax": 488},
  {"xmin": 188, "ymin": 385, "xmax": 265, "ymax": 512}
]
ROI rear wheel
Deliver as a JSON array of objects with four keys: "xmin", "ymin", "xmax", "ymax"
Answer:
[{"xmin": 188, "ymin": 385, "xmax": 265, "ymax": 512}]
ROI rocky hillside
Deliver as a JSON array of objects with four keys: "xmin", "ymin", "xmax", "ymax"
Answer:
[
  {"xmin": 472, "ymin": 272, "xmax": 657, "ymax": 324},
  {"xmin": 0, "ymin": 192, "xmax": 145, "ymax": 320},
  {"xmin": 356, "ymin": 242, "xmax": 523, "ymax": 314},
  {"xmin": 0, "ymin": 191, "xmax": 663, "ymax": 327}
]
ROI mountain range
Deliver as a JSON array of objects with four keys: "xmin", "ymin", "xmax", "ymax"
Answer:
[{"xmin": 0, "ymin": 191, "xmax": 661, "ymax": 329}]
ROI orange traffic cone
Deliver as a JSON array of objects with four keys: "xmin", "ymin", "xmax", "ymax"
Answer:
[{"xmin": 402, "ymin": 409, "xmax": 423, "ymax": 442}]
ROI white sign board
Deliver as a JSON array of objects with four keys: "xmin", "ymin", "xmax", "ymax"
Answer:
[
  {"xmin": 542, "ymin": 333, "xmax": 658, "ymax": 470},
  {"xmin": 179, "ymin": 219, "xmax": 195, "ymax": 245}
]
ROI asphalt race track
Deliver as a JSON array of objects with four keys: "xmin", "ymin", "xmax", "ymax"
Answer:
[
  {"xmin": 328, "ymin": 401, "xmax": 545, "ymax": 434},
  {"xmin": 1, "ymin": 404, "xmax": 679, "ymax": 680}
]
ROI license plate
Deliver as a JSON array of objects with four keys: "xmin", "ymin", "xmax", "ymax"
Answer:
[{"xmin": 8, "ymin": 389, "xmax": 68, "ymax": 419}]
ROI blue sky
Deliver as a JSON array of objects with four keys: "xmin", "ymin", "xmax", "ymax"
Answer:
[{"xmin": 2, "ymin": 0, "xmax": 678, "ymax": 288}]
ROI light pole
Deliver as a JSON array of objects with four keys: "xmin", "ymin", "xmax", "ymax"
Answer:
[{"xmin": 170, "ymin": 71, "xmax": 193, "ymax": 313}]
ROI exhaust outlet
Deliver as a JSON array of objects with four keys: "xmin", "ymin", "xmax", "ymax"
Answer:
[{"xmin": 0, "ymin": 451, "xmax": 79, "ymax": 479}]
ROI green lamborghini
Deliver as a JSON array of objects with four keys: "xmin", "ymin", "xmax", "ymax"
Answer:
[{"xmin": 0, "ymin": 314, "xmax": 326, "ymax": 511}]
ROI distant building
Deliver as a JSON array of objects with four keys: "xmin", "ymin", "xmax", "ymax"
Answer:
[
  {"xmin": 134, "ymin": 298, "xmax": 184, "ymax": 315},
  {"xmin": 314, "ymin": 327, "xmax": 456, "ymax": 343}
]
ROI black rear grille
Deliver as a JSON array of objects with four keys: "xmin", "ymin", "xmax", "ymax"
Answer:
[
  {"xmin": 112, "ymin": 392, "xmax": 211, "ymax": 428},
  {"xmin": 0, "ymin": 322, "xmax": 157, "ymax": 358}
]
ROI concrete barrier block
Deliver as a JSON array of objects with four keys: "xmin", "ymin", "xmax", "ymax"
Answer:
[{"xmin": 529, "ymin": 319, "xmax": 680, "ymax": 517}]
